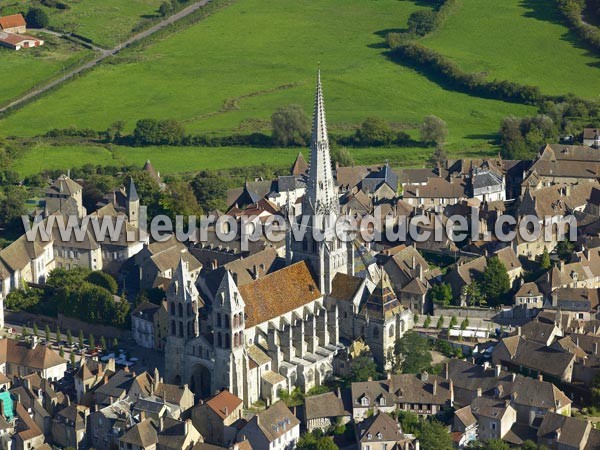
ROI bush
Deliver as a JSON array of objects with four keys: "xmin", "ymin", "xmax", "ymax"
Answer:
[
  {"xmin": 355, "ymin": 117, "xmax": 396, "ymax": 146},
  {"xmin": 86, "ymin": 271, "xmax": 118, "ymax": 294},
  {"xmin": 26, "ymin": 7, "xmax": 49, "ymax": 28},
  {"xmin": 408, "ymin": 10, "xmax": 438, "ymax": 36},
  {"xmin": 420, "ymin": 115, "xmax": 448, "ymax": 146}
]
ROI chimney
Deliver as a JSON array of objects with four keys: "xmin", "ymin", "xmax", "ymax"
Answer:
[
  {"xmin": 223, "ymin": 406, "xmax": 228, "ymax": 416},
  {"xmin": 537, "ymin": 374, "xmax": 543, "ymax": 382},
  {"xmin": 495, "ymin": 365, "xmax": 502, "ymax": 378},
  {"xmin": 412, "ymin": 256, "xmax": 416, "ymax": 270},
  {"xmin": 367, "ymin": 376, "xmax": 373, "ymax": 382},
  {"xmin": 516, "ymin": 326, "xmax": 521, "ymax": 336},
  {"xmin": 22, "ymin": 378, "xmax": 31, "ymax": 391},
  {"xmin": 511, "ymin": 373, "xmax": 516, "ymax": 382},
  {"xmin": 476, "ymin": 387, "xmax": 482, "ymax": 398},
  {"xmin": 159, "ymin": 416, "xmax": 164, "ymax": 432},
  {"xmin": 444, "ymin": 362, "xmax": 449, "ymax": 380},
  {"xmin": 153, "ymin": 367, "xmax": 160, "ymax": 392},
  {"xmin": 415, "ymin": 187, "xmax": 420, "ymax": 198},
  {"xmin": 432, "ymin": 380, "xmax": 437, "ymax": 396},
  {"xmin": 253, "ymin": 264, "xmax": 259, "ymax": 280},
  {"xmin": 31, "ymin": 336, "xmax": 38, "ymax": 349},
  {"xmin": 387, "ymin": 372, "xmax": 392, "ymax": 381},
  {"xmin": 594, "ymin": 342, "xmax": 598, "ymax": 356}
]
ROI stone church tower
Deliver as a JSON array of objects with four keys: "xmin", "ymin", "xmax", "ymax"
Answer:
[
  {"xmin": 164, "ymin": 258, "xmax": 201, "ymax": 385},
  {"xmin": 290, "ymin": 71, "xmax": 353, "ymax": 294}
]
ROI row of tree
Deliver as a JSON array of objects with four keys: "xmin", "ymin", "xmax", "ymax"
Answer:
[{"xmin": 556, "ymin": 0, "xmax": 600, "ymax": 53}]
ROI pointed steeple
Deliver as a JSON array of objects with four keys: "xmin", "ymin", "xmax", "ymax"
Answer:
[
  {"xmin": 127, "ymin": 177, "xmax": 139, "ymax": 202},
  {"xmin": 304, "ymin": 70, "xmax": 338, "ymax": 216}
]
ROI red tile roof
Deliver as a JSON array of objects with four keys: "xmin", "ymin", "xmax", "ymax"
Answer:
[{"xmin": 0, "ymin": 14, "xmax": 26, "ymax": 30}]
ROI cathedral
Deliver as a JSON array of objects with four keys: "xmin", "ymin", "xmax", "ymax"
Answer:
[{"xmin": 165, "ymin": 72, "xmax": 414, "ymax": 406}]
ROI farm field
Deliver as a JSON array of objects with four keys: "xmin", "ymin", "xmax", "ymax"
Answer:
[
  {"xmin": 9, "ymin": 143, "xmax": 467, "ymax": 178},
  {"xmin": 422, "ymin": 0, "xmax": 600, "ymax": 99},
  {"xmin": 0, "ymin": 0, "xmax": 164, "ymax": 47},
  {"xmin": 0, "ymin": 0, "xmax": 536, "ymax": 153},
  {"xmin": 0, "ymin": 33, "xmax": 92, "ymax": 107}
]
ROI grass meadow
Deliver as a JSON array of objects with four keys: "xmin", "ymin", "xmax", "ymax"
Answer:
[
  {"xmin": 0, "ymin": 0, "xmax": 164, "ymax": 47},
  {"xmin": 0, "ymin": 33, "xmax": 92, "ymax": 107},
  {"xmin": 422, "ymin": 0, "xmax": 600, "ymax": 100},
  {"xmin": 10, "ymin": 143, "xmax": 476, "ymax": 178},
  {"xmin": 0, "ymin": 0, "xmax": 536, "ymax": 154}
]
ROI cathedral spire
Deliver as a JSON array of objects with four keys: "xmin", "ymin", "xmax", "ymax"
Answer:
[{"xmin": 305, "ymin": 70, "xmax": 338, "ymax": 216}]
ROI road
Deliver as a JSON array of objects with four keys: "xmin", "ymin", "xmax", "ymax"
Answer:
[{"xmin": 0, "ymin": 0, "xmax": 213, "ymax": 114}]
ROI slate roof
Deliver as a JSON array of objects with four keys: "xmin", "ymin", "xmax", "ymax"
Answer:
[
  {"xmin": 132, "ymin": 301, "xmax": 162, "ymax": 322},
  {"xmin": 356, "ymin": 412, "xmax": 406, "ymax": 443},
  {"xmin": 454, "ymin": 405, "xmax": 477, "ymax": 428},
  {"xmin": 304, "ymin": 391, "xmax": 347, "ymax": 420},
  {"xmin": 246, "ymin": 402, "xmax": 299, "ymax": 443},
  {"xmin": 515, "ymin": 282, "xmax": 541, "ymax": 297},
  {"xmin": 238, "ymin": 261, "xmax": 321, "ymax": 328},
  {"xmin": 45, "ymin": 175, "xmax": 82, "ymax": 196},
  {"xmin": 537, "ymin": 411, "xmax": 592, "ymax": 449},
  {"xmin": 0, "ymin": 339, "xmax": 66, "ymax": 370},
  {"xmin": 120, "ymin": 418, "xmax": 157, "ymax": 447}
]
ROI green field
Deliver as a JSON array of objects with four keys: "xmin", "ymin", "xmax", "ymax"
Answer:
[
  {"xmin": 0, "ymin": 33, "xmax": 91, "ymax": 107},
  {"xmin": 422, "ymin": 0, "xmax": 600, "ymax": 100},
  {"xmin": 0, "ymin": 0, "xmax": 536, "ymax": 153},
  {"xmin": 0, "ymin": 0, "xmax": 163, "ymax": 47},
  {"xmin": 11, "ymin": 143, "xmax": 476, "ymax": 177}
]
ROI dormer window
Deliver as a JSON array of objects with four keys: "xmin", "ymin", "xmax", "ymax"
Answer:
[
  {"xmin": 361, "ymin": 396, "xmax": 369, "ymax": 406},
  {"xmin": 379, "ymin": 397, "xmax": 386, "ymax": 406}
]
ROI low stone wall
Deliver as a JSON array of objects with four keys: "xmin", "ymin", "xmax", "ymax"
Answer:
[{"xmin": 433, "ymin": 305, "xmax": 499, "ymax": 320}]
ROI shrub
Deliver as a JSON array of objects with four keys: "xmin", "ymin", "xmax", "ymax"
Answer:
[{"xmin": 26, "ymin": 7, "xmax": 49, "ymax": 28}]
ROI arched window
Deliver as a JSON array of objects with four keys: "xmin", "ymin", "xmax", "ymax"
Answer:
[
  {"xmin": 170, "ymin": 302, "xmax": 175, "ymax": 315},
  {"xmin": 171, "ymin": 320, "xmax": 176, "ymax": 335},
  {"xmin": 178, "ymin": 303, "xmax": 183, "ymax": 318},
  {"xmin": 187, "ymin": 303, "xmax": 192, "ymax": 316},
  {"xmin": 178, "ymin": 321, "xmax": 184, "ymax": 338},
  {"xmin": 217, "ymin": 333, "xmax": 222, "ymax": 348},
  {"xmin": 224, "ymin": 314, "xmax": 230, "ymax": 329},
  {"xmin": 217, "ymin": 313, "xmax": 222, "ymax": 328},
  {"xmin": 389, "ymin": 325, "xmax": 395, "ymax": 338},
  {"xmin": 373, "ymin": 327, "xmax": 379, "ymax": 339},
  {"xmin": 225, "ymin": 334, "xmax": 230, "ymax": 349},
  {"xmin": 188, "ymin": 321, "xmax": 194, "ymax": 337}
]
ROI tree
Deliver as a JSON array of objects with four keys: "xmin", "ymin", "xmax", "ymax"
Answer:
[
  {"xmin": 556, "ymin": 239, "xmax": 575, "ymax": 261},
  {"xmin": 423, "ymin": 314, "xmax": 431, "ymax": 328},
  {"xmin": 427, "ymin": 145, "xmax": 448, "ymax": 168},
  {"xmin": 420, "ymin": 115, "xmax": 448, "ymax": 146},
  {"xmin": 414, "ymin": 313, "xmax": 419, "ymax": 323},
  {"xmin": 26, "ymin": 7, "xmax": 49, "ymax": 28},
  {"xmin": 331, "ymin": 147, "xmax": 354, "ymax": 167},
  {"xmin": 540, "ymin": 247, "xmax": 551, "ymax": 270},
  {"xmin": 163, "ymin": 180, "xmax": 203, "ymax": 217},
  {"xmin": 158, "ymin": 1, "xmax": 173, "ymax": 17},
  {"xmin": 355, "ymin": 117, "xmax": 395, "ymax": 146},
  {"xmin": 67, "ymin": 329, "xmax": 73, "ymax": 347},
  {"xmin": 0, "ymin": 185, "xmax": 27, "ymax": 230},
  {"xmin": 112, "ymin": 337, "xmax": 119, "ymax": 350},
  {"xmin": 482, "ymin": 256, "xmax": 511, "ymax": 305},
  {"xmin": 70, "ymin": 352, "xmax": 76, "ymax": 367},
  {"xmin": 418, "ymin": 420, "xmax": 454, "ymax": 450},
  {"xmin": 191, "ymin": 171, "xmax": 227, "ymax": 212},
  {"xmin": 22, "ymin": 326, "xmax": 29, "ymax": 340},
  {"xmin": 591, "ymin": 372, "xmax": 600, "ymax": 406},
  {"xmin": 86, "ymin": 271, "xmax": 118, "ymax": 294},
  {"xmin": 45, "ymin": 324, "xmax": 51, "ymax": 343},
  {"xmin": 394, "ymin": 331, "xmax": 432, "ymax": 373},
  {"xmin": 349, "ymin": 355, "xmax": 378, "ymax": 382},
  {"xmin": 89, "ymin": 334, "xmax": 95, "ymax": 350},
  {"xmin": 271, "ymin": 104, "xmax": 310, "ymax": 146},
  {"xmin": 100, "ymin": 336, "xmax": 107, "ymax": 351},
  {"xmin": 462, "ymin": 281, "xmax": 485, "ymax": 307},
  {"xmin": 56, "ymin": 325, "xmax": 62, "ymax": 344},
  {"xmin": 460, "ymin": 318, "xmax": 469, "ymax": 330},
  {"xmin": 133, "ymin": 119, "xmax": 184, "ymax": 146},
  {"xmin": 33, "ymin": 322, "xmax": 38, "ymax": 338},
  {"xmin": 78, "ymin": 330, "xmax": 84, "ymax": 349},
  {"xmin": 449, "ymin": 315, "xmax": 458, "ymax": 328},
  {"xmin": 407, "ymin": 10, "xmax": 438, "ymax": 36},
  {"xmin": 436, "ymin": 315, "xmax": 444, "ymax": 330},
  {"xmin": 430, "ymin": 283, "xmax": 452, "ymax": 307},
  {"xmin": 59, "ymin": 346, "xmax": 64, "ymax": 358}
]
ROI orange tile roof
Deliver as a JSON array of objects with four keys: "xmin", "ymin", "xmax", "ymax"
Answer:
[
  {"xmin": 238, "ymin": 261, "xmax": 321, "ymax": 328},
  {"xmin": 0, "ymin": 14, "xmax": 25, "ymax": 30},
  {"xmin": 206, "ymin": 390, "xmax": 242, "ymax": 419}
]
